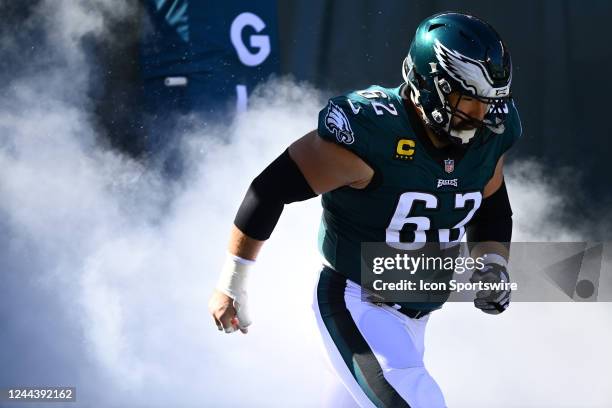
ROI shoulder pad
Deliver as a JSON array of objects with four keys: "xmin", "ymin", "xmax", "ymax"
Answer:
[
  {"xmin": 317, "ymin": 86, "xmax": 402, "ymax": 160},
  {"xmin": 317, "ymin": 95, "xmax": 373, "ymax": 160},
  {"xmin": 501, "ymin": 99, "xmax": 522, "ymax": 153}
]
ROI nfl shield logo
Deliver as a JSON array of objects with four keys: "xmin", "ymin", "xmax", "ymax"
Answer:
[{"xmin": 444, "ymin": 158, "xmax": 454, "ymax": 173}]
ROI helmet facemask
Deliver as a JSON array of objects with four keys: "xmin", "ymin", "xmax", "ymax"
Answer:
[{"xmin": 403, "ymin": 54, "xmax": 511, "ymax": 146}]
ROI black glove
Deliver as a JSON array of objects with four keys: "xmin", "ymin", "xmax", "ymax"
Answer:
[{"xmin": 469, "ymin": 263, "xmax": 511, "ymax": 314}]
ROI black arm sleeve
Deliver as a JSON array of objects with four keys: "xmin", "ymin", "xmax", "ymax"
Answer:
[
  {"xmin": 466, "ymin": 179, "xmax": 513, "ymax": 251},
  {"xmin": 233, "ymin": 149, "xmax": 317, "ymax": 240}
]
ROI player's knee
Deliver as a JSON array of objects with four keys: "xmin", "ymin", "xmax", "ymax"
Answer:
[
  {"xmin": 358, "ymin": 308, "xmax": 423, "ymax": 369},
  {"xmin": 384, "ymin": 366, "xmax": 447, "ymax": 408}
]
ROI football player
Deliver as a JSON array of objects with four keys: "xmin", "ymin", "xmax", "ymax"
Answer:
[{"xmin": 209, "ymin": 11, "xmax": 520, "ymax": 407}]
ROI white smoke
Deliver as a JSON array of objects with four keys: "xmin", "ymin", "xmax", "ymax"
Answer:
[
  {"xmin": 0, "ymin": 1, "xmax": 610, "ymax": 408},
  {"xmin": 508, "ymin": 159, "xmax": 585, "ymax": 241}
]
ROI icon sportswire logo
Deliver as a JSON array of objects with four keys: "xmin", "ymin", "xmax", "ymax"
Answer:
[{"xmin": 325, "ymin": 101, "xmax": 355, "ymax": 145}]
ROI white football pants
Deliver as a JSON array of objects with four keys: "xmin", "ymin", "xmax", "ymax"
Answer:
[{"xmin": 312, "ymin": 266, "xmax": 447, "ymax": 408}]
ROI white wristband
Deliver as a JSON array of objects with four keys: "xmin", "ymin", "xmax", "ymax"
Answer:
[
  {"xmin": 481, "ymin": 253, "xmax": 508, "ymax": 268},
  {"xmin": 216, "ymin": 253, "xmax": 254, "ymax": 300}
]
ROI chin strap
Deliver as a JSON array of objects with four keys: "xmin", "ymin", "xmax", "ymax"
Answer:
[
  {"xmin": 449, "ymin": 128, "xmax": 477, "ymax": 145},
  {"xmin": 405, "ymin": 70, "xmax": 485, "ymax": 145}
]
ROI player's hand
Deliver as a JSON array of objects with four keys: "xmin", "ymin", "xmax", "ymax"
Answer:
[
  {"xmin": 469, "ymin": 263, "xmax": 511, "ymax": 315},
  {"xmin": 208, "ymin": 289, "xmax": 251, "ymax": 334}
]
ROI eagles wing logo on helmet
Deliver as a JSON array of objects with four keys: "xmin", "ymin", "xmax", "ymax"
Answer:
[
  {"xmin": 324, "ymin": 101, "xmax": 355, "ymax": 145},
  {"xmin": 433, "ymin": 39, "xmax": 510, "ymax": 99}
]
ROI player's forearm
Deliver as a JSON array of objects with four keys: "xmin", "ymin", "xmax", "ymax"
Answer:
[
  {"xmin": 466, "ymin": 179, "xmax": 513, "ymax": 257},
  {"xmin": 232, "ymin": 148, "xmax": 317, "ymax": 243},
  {"xmin": 215, "ymin": 150, "xmax": 316, "ymax": 308},
  {"xmin": 228, "ymin": 224, "xmax": 264, "ymax": 261},
  {"xmin": 466, "ymin": 181, "xmax": 513, "ymax": 314},
  {"xmin": 470, "ymin": 241, "xmax": 509, "ymax": 262}
]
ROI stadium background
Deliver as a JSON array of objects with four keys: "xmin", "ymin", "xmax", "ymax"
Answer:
[
  {"xmin": 5, "ymin": 0, "xmax": 609, "ymax": 226},
  {"xmin": 106, "ymin": 0, "xmax": 612, "ymax": 232}
]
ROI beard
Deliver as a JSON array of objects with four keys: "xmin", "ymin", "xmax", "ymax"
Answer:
[
  {"xmin": 448, "ymin": 116, "xmax": 479, "ymax": 144},
  {"xmin": 451, "ymin": 117, "xmax": 480, "ymax": 131}
]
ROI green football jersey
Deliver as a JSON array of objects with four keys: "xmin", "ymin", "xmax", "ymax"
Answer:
[{"xmin": 316, "ymin": 85, "xmax": 521, "ymax": 289}]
